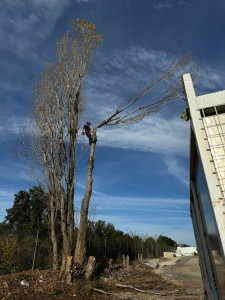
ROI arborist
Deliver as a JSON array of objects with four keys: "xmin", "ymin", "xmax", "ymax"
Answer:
[{"xmin": 82, "ymin": 121, "xmax": 92, "ymax": 145}]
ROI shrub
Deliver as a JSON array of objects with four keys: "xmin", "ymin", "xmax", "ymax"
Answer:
[{"xmin": 0, "ymin": 236, "xmax": 21, "ymax": 275}]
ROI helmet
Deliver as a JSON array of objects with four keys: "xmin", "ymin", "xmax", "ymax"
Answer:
[{"xmin": 87, "ymin": 121, "xmax": 90, "ymax": 124}]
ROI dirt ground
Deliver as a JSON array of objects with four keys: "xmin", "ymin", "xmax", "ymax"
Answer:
[
  {"xmin": 0, "ymin": 256, "xmax": 204, "ymax": 300},
  {"xmin": 102, "ymin": 256, "xmax": 204, "ymax": 299}
]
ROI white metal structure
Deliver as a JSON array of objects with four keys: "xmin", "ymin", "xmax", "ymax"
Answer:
[{"xmin": 183, "ymin": 73, "xmax": 225, "ymax": 300}]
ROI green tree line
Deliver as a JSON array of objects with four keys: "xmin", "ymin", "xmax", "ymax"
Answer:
[{"xmin": 0, "ymin": 187, "xmax": 177, "ymax": 275}]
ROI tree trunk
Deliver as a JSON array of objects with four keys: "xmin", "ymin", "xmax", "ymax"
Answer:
[
  {"xmin": 138, "ymin": 253, "xmax": 143, "ymax": 263},
  {"xmin": 59, "ymin": 189, "xmax": 74, "ymax": 280},
  {"xmin": 108, "ymin": 258, "xmax": 113, "ymax": 274},
  {"xmin": 74, "ymin": 126, "xmax": 97, "ymax": 268},
  {"xmin": 59, "ymin": 96, "xmax": 79, "ymax": 282},
  {"xmin": 50, "ymin": 196, "xmax": 58, "ymax": 271},
  {"xmin": 85, "ymin": 256, "xmax": 96, "ymax": 279},
  {"xmin": 65, "ymin": 256, "xmax": 73, "ymax": 284},
  {"xmin": 122, "ymin": 254, "xmax": 126, "ymax": 267},
  {"xmin": 67, "ymin": 101, "xmax": 78, "ymax": 251},
  {"xmin": 126, "ymin": 255, "xmax": 130, "ymax": 268},
  {"xmin": 73, "ymin": 112, "xmax": 119, "ymax": 274}
]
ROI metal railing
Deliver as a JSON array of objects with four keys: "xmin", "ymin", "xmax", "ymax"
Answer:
[{"xmin": 200, "ymin": 106, "xmax": 225, "ymax": 206}]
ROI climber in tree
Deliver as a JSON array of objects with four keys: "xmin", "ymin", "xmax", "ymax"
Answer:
[{"xmin": 82, "ymin": 121, "xmax": 92, "ymax": 145}]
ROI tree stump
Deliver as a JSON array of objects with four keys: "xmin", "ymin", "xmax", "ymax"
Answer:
[
  {"xmin": 138, "ymin": 253, "xmax": 143, "ymax": 263},
  {"xmin": 122, "ymin": 254, "xmax": 126, "ymax": 267},
  {"xmin": 108, "ymin": 258, "xmax": 113, "ymax": 275},
  {"xmin": 126, "ymin": 255, "xmax": 130, "ymax": 268},
  {"xmin": 122, "ymin": 254, "xmax": 130, "ymax": 268},
  {"xmin": 65, "ymin": 256, "xmax": 73, "ymax": 284},
  {"xmin": 85, "ymin": 256, "xmax": 96, "ymax": 279}
]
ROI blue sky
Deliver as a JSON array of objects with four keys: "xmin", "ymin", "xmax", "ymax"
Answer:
[{"xmin": 1, "ymin": 0, "xmax": 225, "ymax": 246}]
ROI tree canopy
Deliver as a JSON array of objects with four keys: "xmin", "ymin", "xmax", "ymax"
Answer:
[{"xmin": 1, "ymin": 186, "xmax": 47, "ymax": 235}]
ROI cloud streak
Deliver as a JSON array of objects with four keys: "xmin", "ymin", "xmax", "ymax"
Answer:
[
  {"xmin": 163, "ymin": 156, "xmax": 189, "ymax": 186},
  {"xmin": 74, "ymin": 190, "xmax": 189, "ymax": 212},
  {"xmin": 87, "ymin": 46, "xmax": 225, "ymax": 118},
  {"xmin": 80, "ymin": 46, "xmax": 225, "ymax": 157},
  {"xmin": 0, "ymin": 116, "xmax": 29, "ymax": 141},
  {"xmin": 0, "ymin": 0, "xmax": 70, "ymax": 59},
  {"xmin": 73, "ymin": 191, "xmax": 193, "ymax": 243},
  {"xmin": 94, "ymin": 214, "xmax": 194, "ymax": 245},
  {"xmin": 153, "ymin": 1, "xmax": 173, "ymax": 10},
  {"xmin": 195, "ymin": 65, "xmax": 225, "ymax": 95},
  {"xmin": 96, "ymin": 117, "xmax": 190, "ymax": 156},
  {"xmin": 0, "ymin": 163, "xmax": 30, "ymax": 182},
  {"xmin": 75, "ymin": 0, "xmax": 94, "ymax": 2},
  {"xmin": 0, "ymin": 190, "xmax": 15, "ymax": 221}
]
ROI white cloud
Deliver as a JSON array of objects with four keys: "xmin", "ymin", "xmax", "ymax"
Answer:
[
  {"xmin": 0, "ymin": 163, "xmax": 30, "ymax": 182},
  {"xmin": 0, "ymin": 190, "xmax": 15, "ymax": 221},
  {"xmin": 195, "ymin": 65, "xmax": 225, "ymax": 95},
  {"xmin": 74, "ymin": 191, "xmax": 190, "ymax": 242},
  {"xmin": 82, "ymin": 47, "xmax": 191, "ymax": 156},
  {"xmin": 75, "ymin": 191, "xmax": 189, "ymax": 211},
  {"xmin": 0, "ymin": 116, "xmax": 29, "ymax": 141},
  {"xmin": 89, "ymin": 46, "xmax": 225, "ymax": 114},
  {"xmin": 94, "ymin": 195, "xmax": 188, "ymax": 210},
  {"xmin": 163, "ymin": 156, "xmax": 189, "ymax": 186},
  {"xmin": 84, "ymin": 46, "xmax": 190, "ymax": 126},
  {"xmin": 75, "ymin": 0, "xmax": 94, "ymax": 2},
  {"xmin": 96, "ymin": 116, "xmax": 190, "ymax": 156},
  {"xmin": 76, "ymin": 181, "xmax": 106, "ymax": 197},
  {"xmin": 94, "ymin": 214, "xmax": 195, "ymax": 245},
  {"xmin": 79, "ymin": 192, "xmax": 193, "ymax": 244},
  {"xmin": 93, "ymin": 47, "xmax": 176, "ymax": 93},
  {"xmin": 82, "ymin": 46, "xmax": 225, "ymax": 156},
  {"xmin": 153, "ymin": 1, "xmax": 173, "ymax": 10},
  {"xmin": 0, "ymin": 0, "xmax": 70, "ymax": 59},
  {"xmin": 179, "ymin": 0, "xmax": 192, "ymax": 6},
  {"xmin": 0, "ymin": 82, "xmax": 23, "ymax": 92},
  {"xmin": 0, "ymin": 190, "xmax": 14, "ymax": 199}
]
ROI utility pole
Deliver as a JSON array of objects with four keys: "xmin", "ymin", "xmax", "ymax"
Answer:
[{"xmin": 32, "ymin": 230, "xmax": 39, "ymax": 270}]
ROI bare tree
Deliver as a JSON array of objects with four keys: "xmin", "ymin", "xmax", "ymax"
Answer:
[
  {"xmin": 73, "ymin": 52, "xmax": 197, "ymax": 270},
  {"xmin": 18, "ymin": 64, "xmax": 61, "ymax": 271},
  {"xmin": 17, "ymin": 18, "xmax": 102, "ymax": 280}
]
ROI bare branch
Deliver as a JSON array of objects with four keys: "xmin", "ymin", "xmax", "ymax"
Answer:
[{"xmin": 99, "ymin": 52, "xmax": 196, "ymax": 127}]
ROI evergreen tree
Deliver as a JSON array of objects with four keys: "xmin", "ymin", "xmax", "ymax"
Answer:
[{"xmin": 0, "ymin": 186, "xmax": 51, "ymax": 272}]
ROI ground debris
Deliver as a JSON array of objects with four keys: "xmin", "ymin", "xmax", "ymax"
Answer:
[
  {"xmin": 20, "ymin": 279, "xmax": 29, "ymax": 287},
  {"xmin": 100, "ymin": 260, "xmax": 204, "ymax": 300},
  {"xmin": 115, "ymin": 283, "xmax": 180, "ymax": 296},
  {"xmin": 0, "ymin": 258, "xmax": 204, "ymax": 300}
]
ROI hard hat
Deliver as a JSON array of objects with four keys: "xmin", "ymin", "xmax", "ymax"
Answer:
[{"xmin": 87, "ymin": 121, "xmax": 90, "ymax": 124}]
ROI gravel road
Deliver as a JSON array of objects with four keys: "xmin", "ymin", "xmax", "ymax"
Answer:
[
  {"xmin": 150, "ymin": 255, "xmax": 204, "ymax": 299},
  {"xmin": 156, "ymin": 255, "xmax": 202, "ymax": 281}
]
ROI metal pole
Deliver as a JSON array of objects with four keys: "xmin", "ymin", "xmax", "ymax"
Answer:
[{"xmin": 32, "ymin": 230, "xmax": 39, "ymax": 270}]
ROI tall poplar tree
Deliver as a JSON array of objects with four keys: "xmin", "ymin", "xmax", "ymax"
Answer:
[{"xmin": 18, "ymin": 18, "xmax": 102, "ymax": 280}]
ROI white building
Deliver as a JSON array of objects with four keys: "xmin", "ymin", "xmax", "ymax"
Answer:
[
  {"xmin": 183, "ymin": 73, "xmax": 225, "ymax": 300},
  {"xmin": 176, "ymin": 246, "xmax": 197, "ymax": 256}
]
